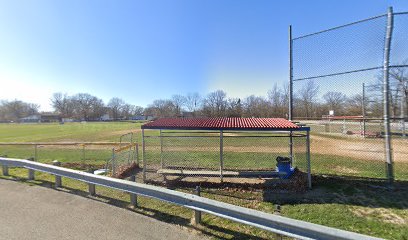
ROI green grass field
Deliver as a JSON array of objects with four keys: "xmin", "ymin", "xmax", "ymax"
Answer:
[{"xmin": 0, "ymin": 122, "xmax": 407, "ymax": 239}]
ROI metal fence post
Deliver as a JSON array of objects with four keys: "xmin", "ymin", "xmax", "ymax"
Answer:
[
  {"xmin": 220, "ymin": 130, "xmax": 224, "ymax": 183},
  {"xmin": 142, "ymin": 129, "xmax": 146, "ymax": 183},
  {"xmin": 88, "ymin": 169, "xmax": 96, "ymax": 196},
  {"xmin": 383, "ymin": 6, "xmax": 394, "ymax": 184},
  {"xmin": 160, "ymin": 129, "xmax": 163, "ymax": 169},
  {"xmin": 306, "ymin": 130, "xmax": 312, "ymax": 189},
  {"xmin": 34, "ymin": 144, "xmax": 38, "ymax": 162},
  {"xmin": 135, "ymin": 143, "xmax": 139, "ymax": 166},
  {"xmin": 111, "ymin": 148, "xmax": 116, "ymax": 177},
  {"xmin": 52, "ymin": 160, "xmax": 62, "ymax": 188},
  {"xmin": 362, "ymin": 83, "xmax": 366, "ymax": 138},
  {"xmin": 401, "ymin": 82, "xmax": 406, "ymax": 138},
  {"xmin": 289, "ymin": 25, "xmax": 294, "ymax": 163},
  {"xmin": 28, "ymin": 157, "xmax": 35, "ymax": 180},
  {"xmin": 130, "ymin": 175, "xmax": 137, "ymax": 207},
  {"xmin": 192, "ymin": 186, "xmax": 202, "ymax": 225}
]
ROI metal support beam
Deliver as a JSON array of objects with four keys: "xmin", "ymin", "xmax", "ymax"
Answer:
[
  {"xmin": 400, "ymin": 82, "xmax": 406, "ymax": 138},
  {"xmin": 289, "ymin": 25, "xmax": 294, "ymax": 121},
  {"xmin": 306, "ymin": 131, "xmax": 312, "ymax": 189},
  {"xmin": 362, "ymin": 83, "xmax": 366, "ymax": 138},
  {"xmin": 383, "ymin": 6, "xmax": 394, "ymax": 184},
  {"xmin": 142, "ymin": 129, "xmax": 146, "ymax": 183},
  {"xmin": 160, "ymin": 129, "xmax": 163, "ymax": 169},
  {"xmin": 220, "ymin": 130, "xmax": 224, "ymax": 183}
]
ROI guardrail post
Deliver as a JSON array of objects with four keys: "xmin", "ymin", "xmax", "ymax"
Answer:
[
  {"xmin": 28, "ymin": 157, "xmax": 35, "ymax": 180},
  {"xmin": 52, "ymin": 160, "xmax": 62, "ymax": 188},
  {"xmin": 192, "ymin": 186, "xmax": 202, "ymax": 225},
  {"xmin": 2, "ymin": 164, "xmax": 9, "ymax": 176},
  {"xmin": 1, "ymin": 155, "xmax": 9, "ymax": 176},
  {"xmin": 130, "ymin": 175, "xmax": 137, "ymax": 207},
  {"xmin": 88, "ymin": 169, "xmax": 96, "ymax": 196}
]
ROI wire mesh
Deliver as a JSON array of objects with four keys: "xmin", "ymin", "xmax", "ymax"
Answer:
[
  {"xmin": 143, "ymin": 130, "xmax": 309, "ymax": 188},
  {"xmin": 292, "ymin": 11, "xmax": 408, "ymax": 181}
]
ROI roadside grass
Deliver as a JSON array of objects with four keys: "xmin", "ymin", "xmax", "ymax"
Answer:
[
  {"xmin": 1, "ymin": 122, "xmax": 408, "ymax": 239},
  {"xmin": 1, "ymin": 167, "xmax": 407, "ymax": 239}
]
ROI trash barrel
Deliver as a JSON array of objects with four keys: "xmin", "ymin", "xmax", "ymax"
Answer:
[{"xmin": 276, "ymin": 156, "xmax": 294, "ymax": 179}]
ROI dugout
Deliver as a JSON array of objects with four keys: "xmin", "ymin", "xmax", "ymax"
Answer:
[{"xmin": 141, "ymin": 118, "xmax": 311, "ymax": 188}]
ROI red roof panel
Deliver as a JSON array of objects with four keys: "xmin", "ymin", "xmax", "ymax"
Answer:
[{"xmin": 141, "ymin": 118, "xmax": 300, "ymax": 130}]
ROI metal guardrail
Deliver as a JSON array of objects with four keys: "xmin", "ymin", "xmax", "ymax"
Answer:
[{"xmin": 0, "ymin": 157, "xmax": 382, "ymax": 240}]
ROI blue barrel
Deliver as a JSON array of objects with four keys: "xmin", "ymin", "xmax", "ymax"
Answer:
[{"xmin": 276, "ymin": 156, "xmax": 294, "ymax": 179}]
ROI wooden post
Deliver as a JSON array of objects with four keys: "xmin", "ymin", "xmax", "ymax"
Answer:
[
  {"xmin": 192, "ymin": 186, "xmax": 201, "ymax": 225},
  {"xmin": 28, "ymin": 157, "xmax": 35, "ymax": 180},
  {"xmin": 52, "ymin": 160, "xmax": 62, "ymax": 188},
  {"xmin": 130, "ymin": 175, "xmax": 137, "ymax": 207}
]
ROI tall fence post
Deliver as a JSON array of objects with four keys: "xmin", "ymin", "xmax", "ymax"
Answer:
[
  {"xmin": 130, "ymin": 175, "xmax": 137, "ymax": 207},
  {"xmin": 220, "ymin": 130, "xmax": 224, "ymax": 183},
  {"xmin": 34, "ymin": 144, "xmax": 38, "ymax": 162},
  {"xmin": 289, "ymin": 25, "xmax": 294, "ymax": 162},
  {"xmin": 160, "ymin": 129, "xmax": 163, "ymax": 169},
  {"xmin": 383, "ymin": 6, "xmax": 394, "ymax": 184},
  {"xmin": 142, "ymin": 129, "xmax": 146, "ymax": 183},
  {"xmin": 135, "ymin": 143, "xmax": 139, "ymax": 166},
  {"xmin": 401, "ymin": 82, "xmax": 406, "ymax": 138},
  {"xmin": 28, "ymin": 157, "xmax": 35, "ymax": 180},
  {"xmin": 306, "ymin": 130, "xmax": 312, "ymax": 189},
  {"xmin": 111, "ymin": 148, "xmax": 116, "ymax": 177},
  {"xmin": 362, "ymin": 83, "xmax": 366, "ymax": 138},
  {"xmin": 52, "ymin": 160, "xmax": 62, "ymax": 188},
  {"xmin": 192, "ymin": 186, "xmax": 202, "ymax": 225}
]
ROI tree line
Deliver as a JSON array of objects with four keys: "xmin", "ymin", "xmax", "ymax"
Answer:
[{"xmin": 1, "ymin": 79, "xmax": 406, "ymax": 122}]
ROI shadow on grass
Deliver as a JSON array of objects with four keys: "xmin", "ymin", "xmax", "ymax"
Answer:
[
  {"xmin": 263, "ymin": 174, "xmax": 408, "ymax": 210},
  {"xmin": 0, "ymin": 176, "xmax": 270, "ymax": 240}
]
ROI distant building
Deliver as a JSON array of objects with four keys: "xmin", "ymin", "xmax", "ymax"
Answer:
[
  {"xmin": 130, "ymin": 115, "xmax": 154, "ymax": 121},
  {"xmin": 100, "ymin": 113, "xmax": 112, "ymax": 121},
  {"xmin": 20, "ymin": 113, "xmax": 61, "ymax": 123}
]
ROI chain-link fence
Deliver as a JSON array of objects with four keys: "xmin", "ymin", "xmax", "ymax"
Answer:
[
  {"xmin": 142, "ymin": 129, "xmax": 310, "ymax": 190},
  {"xmin": 0, "ymin": 143, "xmax": 117, "ymax": 171},
  {"xmin": 290, "ymin": 8, "xmax": 408, "ymax": 181}
]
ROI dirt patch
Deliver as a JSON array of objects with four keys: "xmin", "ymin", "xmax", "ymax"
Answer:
[
  {"xmin": 333, "ymin": 166, "xmax": 360, "ymax": 174},
  {"xmin": 352, "ymin": 207, "xmax": 407, "ymax": 225},
  {"xmin": 311, "ymin": 135, "xmax": 408, "ymax": 163}
]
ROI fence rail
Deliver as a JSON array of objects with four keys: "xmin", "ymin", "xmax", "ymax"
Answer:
[{"xmin": 0, "ymin": 157, "xmax": 382, "ymax": 240}]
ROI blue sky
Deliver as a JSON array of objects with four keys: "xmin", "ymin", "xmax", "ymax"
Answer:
[{"xmin": 0, "ymin": 0, "xmax": 407, "ymax": 111}]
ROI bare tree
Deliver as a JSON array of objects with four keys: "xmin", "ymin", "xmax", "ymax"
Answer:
[
  {"xmin": 202, "ymin": 90, "xmax": 227, "ymax": 117},
  {"xmin": 51, "ymin": 93, "xmax": 75, "ymax": 118},
  {"xmin": 107, "ymin": 97, "xmax": 125, "ymax": 120},
  {"xmin": 0, "ymin": 100, "xmax": 39, "ymax": 122},
  {"xmin": 323, "ymin": 91, "xmax": 347, "ymax": 116},
  {"xmin": 185, "ymin": 92, "xmax": 201, "ymax": 113},
  {"xmin": 297, "ymin": 81, "xmax": 319, "ymax": 119},
  {"xmin": 171, "ymin": 94, "xmax": 186, "ymax": 116}
]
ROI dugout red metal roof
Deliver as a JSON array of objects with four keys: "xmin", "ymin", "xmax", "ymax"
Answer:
[{"xmin": 141, "ymin": 118, "xmax": 301, "ymax": 131}]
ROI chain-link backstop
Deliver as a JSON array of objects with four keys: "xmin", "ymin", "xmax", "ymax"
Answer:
[{"xmin": 290, "ymin": 7, "xmax": 408, "ymax": 181}]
